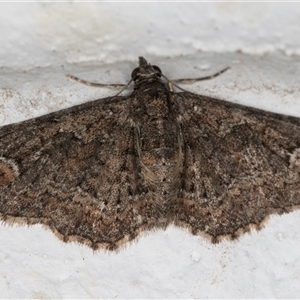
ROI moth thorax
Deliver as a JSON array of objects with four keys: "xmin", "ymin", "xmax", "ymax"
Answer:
[{"xmin": 138, "ymin": 85, "xmax": 170, "ymax": 117}]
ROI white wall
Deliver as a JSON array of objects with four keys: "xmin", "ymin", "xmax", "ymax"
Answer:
[{"xmin": 0, "ymin": 2, "xmax": 300, "ymax": 298}]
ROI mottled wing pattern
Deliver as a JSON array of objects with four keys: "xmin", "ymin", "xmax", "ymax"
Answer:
[
  {"xmin": 2, "ymin": 56, "xmax": 300, "ymax": 250},
  {"xmin": 177, "ymin": 92, "xmax": 300, "ymax": 242},
  {"xmin": 0, "ymin": 97, "xmax": 151, "ymax": 250}
]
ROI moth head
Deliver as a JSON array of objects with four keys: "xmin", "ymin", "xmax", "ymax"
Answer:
[{"xmin": 131, "ymin": 57, "xmax": 162, "ymax": 82}]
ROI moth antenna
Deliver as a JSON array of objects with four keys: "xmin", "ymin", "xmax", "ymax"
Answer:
[
  {"xmin": 66, "ymin": 74, "xmax": 129, "ymax": 89},
  {"xmin": 172, "ymin": 67, "xmax": 230, "ymax": 84}
]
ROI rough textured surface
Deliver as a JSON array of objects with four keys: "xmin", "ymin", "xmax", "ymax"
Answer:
[
  {"xmin": 1, "ymin": 3, "xmax": 300, "ymax": 299},
  {"xmin": 1, "ymin": 57, "xmax": 300, "ymax": 251}
]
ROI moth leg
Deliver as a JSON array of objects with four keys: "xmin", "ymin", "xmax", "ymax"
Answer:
[{"xmin": 168, "ymin": 81, "xmax": 175, "ymax": 92}]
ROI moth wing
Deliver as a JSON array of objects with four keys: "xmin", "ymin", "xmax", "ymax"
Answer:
[
  {"xmin": 177, "ymin": 93, "xmax": 300, "ymax": 242},
  {"xmin": 0, "ymin": 97, "xmax": 150, "ymax": 250}
]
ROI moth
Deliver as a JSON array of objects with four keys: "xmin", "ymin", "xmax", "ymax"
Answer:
[{"xmin": 0, "ymin": 57, "xmax": 300, "ymax": 250}]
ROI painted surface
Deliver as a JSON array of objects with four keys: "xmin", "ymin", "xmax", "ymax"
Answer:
[{"xmin": 0, "ymin": 3, "xmax": 300, "ymax": 298}]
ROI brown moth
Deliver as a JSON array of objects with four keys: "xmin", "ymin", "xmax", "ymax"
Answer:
[{"xmin": 0, "ymin": 57, "xmax": 300, "ymax": 250}]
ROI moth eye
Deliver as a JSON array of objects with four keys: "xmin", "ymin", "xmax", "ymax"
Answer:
[
  {"xmin": 153, "ymin": 65, "xmax": 162, "ymax": 77},
  {"xmin": 131, "ymin": 68, "xmax": 140, "ymax": 80}
]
